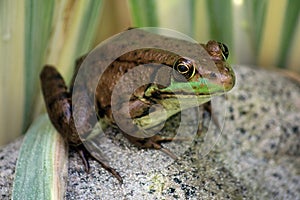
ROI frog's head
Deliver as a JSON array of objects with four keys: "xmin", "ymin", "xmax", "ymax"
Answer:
[{"xmin": 144, "ymin": 40, "xmax": 235, "ymax": 106}]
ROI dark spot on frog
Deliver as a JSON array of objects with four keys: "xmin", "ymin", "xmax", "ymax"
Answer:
[
  {"xmin": 46, "ymin": 92, "xmax": 70, "ymax": 110},
  {"xmin": 57, "ymin": 83, "xmax": 67, "ymax": 89},
  {"xmin": 210, "ymin": 72, "xmax": 217, "ymax": 78},
  {"xmin": 146, "ymin": 59, "xmax": 155, "ymax": 63},
  {"xmin": 138, "ymin": 33, "xmax": 145, "ymax": 38},
  {"xmin": 56, "ymin": 114, "xmax": 67, "ymax": 129},
  {"xmin": 49, "ymin": 73, "xmax": 63, "ymax": 81},
  {"xmin": 149, "ymin": 90, "xmax": 162, "ymax": 99}
]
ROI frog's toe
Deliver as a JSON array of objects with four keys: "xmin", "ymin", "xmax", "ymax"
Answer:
[
  {"xmin": 76, "ymin": 145, "xmax": 123, "ymax": 183},
  {"xmin": 130, "ymin": 135, "xmax": 178, "ymax": 159}
]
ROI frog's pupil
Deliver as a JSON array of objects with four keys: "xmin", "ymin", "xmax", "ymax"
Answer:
[{"xmin": 177, "ymin": 64, "xmax": 189, "ymax": 73}]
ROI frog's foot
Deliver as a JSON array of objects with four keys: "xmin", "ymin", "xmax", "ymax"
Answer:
[
  {"xmin": 76, "ymin": 145, "xmax": 123, "ymax": 183},
  {"xmin": 124, "ymin": 134, "xmax": 178, "ymax": 160}
]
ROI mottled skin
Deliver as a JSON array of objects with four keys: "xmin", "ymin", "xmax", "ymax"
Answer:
[{"xmin": 40, "ymin": 29, "xmax": 235, "ymax": 183}]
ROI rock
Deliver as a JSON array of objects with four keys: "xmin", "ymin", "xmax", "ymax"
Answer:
[
  {"xmin": 0, "ymin": 138, "xmax": 22, "ymax": 199},
  {"xmin": 1, "ymin": 65, "xmax": 299, "ymax": 199}
]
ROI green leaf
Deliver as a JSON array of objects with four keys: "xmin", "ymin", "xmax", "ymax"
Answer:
[
  {"xmin": 245, "ymin": 0, "xmax": 268, "ymax": 57},
  {"xmin": 128, "ymin": 0, "xmax": 159, "ymax": 26},
  {"xmin": 52, "ymin": 0, "xmax": 104, "ymax": 82},
  {"xmin": 277, "ymin": 0, "xmax": 300, "ymax": 68},
  {"xmin": 12, "ymin": 114, "xmax": 68, "ymax": 200},
  {"xmin": 206, "ymin": 0, "xmax": 233, "ymax": 48},
  {"xmin": 0, "ymin": 0, "xmax": 25, "ymax": 145},
  {"xmin": 23, "ymin": 0, "xmax": 55, "ymax": 132}
]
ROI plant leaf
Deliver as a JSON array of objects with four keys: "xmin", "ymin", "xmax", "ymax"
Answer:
[{"xmin": 12, "ymin": 114, "xmax": 68, "ymax": 200}]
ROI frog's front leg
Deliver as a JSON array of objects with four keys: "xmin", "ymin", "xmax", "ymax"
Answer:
[
  {"xmin": 40, "ymin": 66, "xmax": 123, "ymax": 183},
  {"xmin": 198, "ymin": 101, "xmax": 221, "ymax": 135}
]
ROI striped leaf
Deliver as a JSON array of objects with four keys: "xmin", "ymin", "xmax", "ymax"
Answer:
[{"xmin": 12, "ymin": 114, "xmax": 68, "ymax": 200}]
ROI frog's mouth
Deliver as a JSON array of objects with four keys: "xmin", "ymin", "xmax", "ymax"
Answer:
[
  {"xmin": 144, "ymin": 85, "xmax": 223, "ymax": 112},
  {"xmin": 150, "ymin": 92, "xmax": 214, "ymax": 109},
  {"xmin": 145, "ymin": 80, "xmax": 229, "ymax": 100}
]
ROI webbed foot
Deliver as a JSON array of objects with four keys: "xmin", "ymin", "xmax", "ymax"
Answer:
[{"xmin": 77, "ymin": 144, "xmax": 123, "ymax": 183}]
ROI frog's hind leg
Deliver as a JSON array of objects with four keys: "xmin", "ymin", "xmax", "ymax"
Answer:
[
  {"xmin": 40, "ymin": 66, "xmax": 123, "ymax": 183},
  {"xmin": 40, "ymin": 65, "xmax": 80, "ymax": 143}
]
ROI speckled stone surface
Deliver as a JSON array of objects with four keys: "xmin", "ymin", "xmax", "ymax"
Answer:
[
  {"xmin": 1, "ymin": 65, "xmax": 300, "ymax": 199},
  {"xmin": 0, "ymin": 138, "xmax": 22, "ymax": 199}
]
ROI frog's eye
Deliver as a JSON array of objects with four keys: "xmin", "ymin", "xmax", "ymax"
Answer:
[
  {"xmin": 218, "ymin": 42, "xmax": 229, "ymax": 60},
  {"xmin": 173, "ymin": 58, "xmax": 195, "ymax": 81}
]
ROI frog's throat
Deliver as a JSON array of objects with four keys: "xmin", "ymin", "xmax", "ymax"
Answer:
[{"xmin": 133, "ymin": 95, "xmax": 211, "ymax": 131}]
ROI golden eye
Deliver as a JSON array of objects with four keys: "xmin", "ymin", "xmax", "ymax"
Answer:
[
  {"xmin": 177, "ymin": 64, "xmax": 189, "ymax": 73},
  {"xmin": 218, "ymin": 42, "xmax": 229, "ymax": 60},
  {"xmin": 173, "ymin": 58, "xmax": 195, "ymax": 81}
]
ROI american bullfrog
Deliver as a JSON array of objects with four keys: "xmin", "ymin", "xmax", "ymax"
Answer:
[{"xmin": 40, "ymin": 28, "xmax": 235, "ymax": 183}]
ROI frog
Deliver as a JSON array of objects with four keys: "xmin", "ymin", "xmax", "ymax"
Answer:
[{"xmin": 40, "ymin": 28, "xmax": 235, "ymax": 183}]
